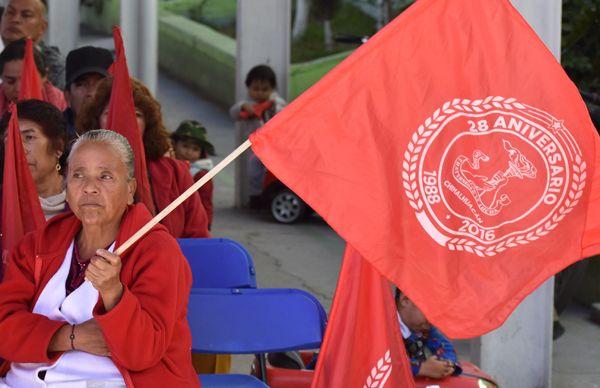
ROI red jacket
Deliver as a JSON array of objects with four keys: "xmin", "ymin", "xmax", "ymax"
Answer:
[
  {"xmin": 0, "ymin": 204, "xmax": 199, "ymax": 387},
  {"xmin": 148, "ymin": 157, "xmax": 210, "ymax": 238},
  {"xmin": 193, "ymin": 169, "xmax": 214, "ymax": 227}
]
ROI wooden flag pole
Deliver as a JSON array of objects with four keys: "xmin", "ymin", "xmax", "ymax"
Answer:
[{"xmin": 115, "ymin": 139, "xmax": 252, "ymax": 256}]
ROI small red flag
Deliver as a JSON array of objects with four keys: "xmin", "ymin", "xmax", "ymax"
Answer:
[
  {"xmin": 18, "ymin": 39, "xmax": 43, "ymax": 101},
  {"xmin": 312, "ymin": 246, "xmax": 414, "ymax": 388},
  {"xmin": 1, "ymin": 104, "xmax": 45, "ymax": 271},
  {"xmin": 106, "ymin": 26, "xmax": 155, "ymax": 214},
  {"xmin": 250, "ymin": 0, "xmax": 600, "ymax": 340}
]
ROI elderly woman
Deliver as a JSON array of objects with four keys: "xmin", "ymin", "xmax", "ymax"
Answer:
[
  {"xmin": 0, "ymin": 99, "xmax": 67, "ymax": 219},
  {"xmin": 77, "ymin": 77, "xmax": 209, "ymax": 238},
  {"xmin": 0, "ymin": 130, "xmax": 199, "ymax": 387}
]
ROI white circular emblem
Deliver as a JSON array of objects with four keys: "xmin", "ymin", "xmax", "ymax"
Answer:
[{"xmin": 402, "ymin": 96, "xmax": 586, "ymax": 256}]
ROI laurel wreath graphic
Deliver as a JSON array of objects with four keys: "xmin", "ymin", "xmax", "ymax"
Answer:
[
  {"xmin": 363, "ymin": 350, "xmax": 392, "ymax": 388},
  {"xmin": 402, "ymin": 96, "xmax": 586, "ymax": 256}
]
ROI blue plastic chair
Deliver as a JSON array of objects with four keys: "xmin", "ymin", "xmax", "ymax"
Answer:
[
  {"xmin": 188, "ymin": 288, "xmax": 327, "ymax": 387},
  {"xmin": 177, "ymin": 238, "xmax": 257, "ymax": 289},
  {"xmin": 199, "ymin": 374, "xmax": 267, "ymax": 387}
]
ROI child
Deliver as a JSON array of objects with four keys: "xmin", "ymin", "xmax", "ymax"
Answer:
[
  {"xmin": 230, "ymin": 64, "xmax": 287, "ymax": 208},
  {"xmin": 395, "ymin": 288, "xmax": 462, "ymax": 379},
  {"xmin": 229, "ymin": 64, "xmax": 287, "ymax": 125},
  {"xmin": 171, "ymin": 120, "xmax": 216, "ymax": 228}
]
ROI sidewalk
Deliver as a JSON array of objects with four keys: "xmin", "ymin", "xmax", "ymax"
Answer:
[{"xmin": 157, "ymin": 73, "xmax": 600, "ymax": 387}]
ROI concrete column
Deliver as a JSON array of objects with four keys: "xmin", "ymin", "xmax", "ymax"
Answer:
[
  {"xmin": 234, "ymin": 0, "xmax": 291, "ymax": 207},
  {"xmin": 471, "ymin": 2, "xmax": 561, "ymax": 387},
  {"xmin": 472, "ymin": 280, "xmax": 555, "ymax": 388},
  {"xmin": 120, "ymin": 0, "xmax": 158, "ymax": 94},
  {"xmin": 46, "ymin": 0, "xmax": 80, "ymax": 55}
]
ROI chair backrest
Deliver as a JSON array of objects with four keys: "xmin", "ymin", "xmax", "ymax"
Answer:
[
  {"xmin": 177, "ymin": 238, "xmax": 257, "ymax": 288},
  {"xmin": 187, "ymin": 288, "xmax": 327, "ymax": 354}
]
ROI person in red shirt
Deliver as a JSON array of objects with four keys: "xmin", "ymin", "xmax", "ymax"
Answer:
[
  {"xmin": 76, "ymin": 77, "xmax": 210, "ymax": 238},
  {"xmin": 0, "ymin": 38, "xmax": 66, "ymax": 115},
  {"xmin": 0, "ymin": 99, "xmax": 68, "ymax": 220},
  {"xmin": 0, "ymin": 129, "xmax": 199, "ymax": 387}
]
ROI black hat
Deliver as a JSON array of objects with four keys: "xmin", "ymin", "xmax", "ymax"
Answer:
[{"xmin": 65, "ymin": 46, "xmax": 113, "ymax": 88}]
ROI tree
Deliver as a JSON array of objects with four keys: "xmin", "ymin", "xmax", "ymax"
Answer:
[
  {"xmin": 561, "ymin": 0, "xmax": 600, "ymax": 94},
  {"xmin": 314, "ymin": 0, "xmax": 342, "ymax": 52},
  {"xmin": 293, "ymin": 0, "xmax": 312, "ymax": 41}
]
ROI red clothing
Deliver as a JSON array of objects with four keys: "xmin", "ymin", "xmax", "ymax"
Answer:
[
  {"xmin": 148, "ymin": 157, "xmax": 210, "ymax": 238},
  {"xmin": 193, "ymin": 169, "xmax": 214, "ymax": 227},
  {"xmin": 0, "ymin": 204, "xmax": 199, "ymax": 388},
  {"xmin": 0, "ymin": 80, "xmax": 67, "ymax": 115}
]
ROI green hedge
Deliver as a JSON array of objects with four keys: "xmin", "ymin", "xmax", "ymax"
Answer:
[
  {"xmin": 81, "ymin": 5, "xmax": 352, "ymax": 108},
  {"xmin": 158, "ymin": 10, "xmax": 236, "ymax": 107},
  {"xmin": 158, "ymin": 10, "xmax": 351, "ymax": 107}
]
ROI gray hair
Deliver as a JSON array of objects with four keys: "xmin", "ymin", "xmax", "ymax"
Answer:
[{"xmin": 68, "ymin": 129, "xmax": 135, "ymax": 179}]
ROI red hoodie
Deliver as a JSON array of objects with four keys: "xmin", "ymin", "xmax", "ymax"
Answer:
[
  {"xmin": 0, "ymin": 204, "xmax": 199, "ymax": 387},
  {"xmin": 148, "ymin": 157, "xmax": 210, "ymax": 238}
]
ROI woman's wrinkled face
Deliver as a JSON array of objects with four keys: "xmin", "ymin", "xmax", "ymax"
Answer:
[
  {"xmin": 66, "ymin": 141, "xmax": 135, "ymax": 228},
  {"xmin": 18, "ymin": 118, "xmax": 61, "ymax": 185},
  {"xmin": 99, "ymin": 104, "xmax": 146, "ymax": 136}
]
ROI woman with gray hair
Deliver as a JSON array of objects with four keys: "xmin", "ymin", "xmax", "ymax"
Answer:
[{"xmin": 0, "ymin": 129, "xmax": 199, "ymax": 387}]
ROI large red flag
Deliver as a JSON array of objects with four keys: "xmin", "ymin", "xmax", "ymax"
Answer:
[
  {"xmin": 1, "ymin": 104, "xmax": 45, "ymax": 273},
  {"xmin": 106, "ymin": 26, "xmax": 155, "ymax": 214},
  {"xmin": 250, "ymin": 0, "xmax": 600, "ymax": 340},
  {"xmin": 18, "ymin": 39, "xmax": 43, "ymax": 101},
  {"xmin": 313, "ymin": 246, "xmax": 414, "ymax": 387}
]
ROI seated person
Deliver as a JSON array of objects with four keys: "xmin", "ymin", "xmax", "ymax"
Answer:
[
  {"xmin": 0, "ymin": 38, "xmax": 66, "ymax": 115},
  {"xmin": 0, "ymin": 129, "xmax": 199, "ymax": 387},
  {"xmin": 395, "ymin": 288, "xmax": 462, "ymax": 379},
  {"xmin": 229, "ymin": 64, "xmax": 287, "ymax": 208},
  {"xmin": 171, "ymin": 119, "xmax": 215, "ymax": 229},
  {"xmin": 0, "ymin": 99, "xmax": 68, "ymax": 220},
  {"xmin": 63, "ymin": 46, "xmax": 113, "ymax": 143},
  {"xmin": 76, "ymin": 77, "xmax": 210, "ymax": 238},
  {"xmin": 0, "ymin": 0, "xmax": 66, "ymax": 89}
]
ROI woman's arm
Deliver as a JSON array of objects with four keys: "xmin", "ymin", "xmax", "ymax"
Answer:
[
  {"xmin": 48, "ymin": 319, "xmax": 110, "ymax": 356},
  {"xmin": 0, "ymin": 237, "xmax": 66, "ymax": 363},
  {"xmin": 93, "ymin": 236, "xmax": 190, "ymax": 371}
]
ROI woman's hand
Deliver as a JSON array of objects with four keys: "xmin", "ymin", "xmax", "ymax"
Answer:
[
  {"xmin": 417, "ymin": 356, "xmax": 455, "ymax": 379},
  {"xmin": 74, "ymin": 319, "xmax": 110, "ymax": 356},
  {"xmin": 48, "ymin": 319, "xmax": 109, "ymax": 356},
  {"xmin": 85, "ymin": 249, "xmax": 123, "ymax": 312}
]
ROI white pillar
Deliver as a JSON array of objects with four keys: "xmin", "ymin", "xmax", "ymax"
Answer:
[
  {"xmin": 120, "ymin": 0, "xmax": 158, "ymax": 94},
  {"xmin": 235, "ymin": 0, "xmax": 290, "ymax": 103},
  {"xmin": 472, "ymin": 280, "xmax": 555, "ymax": 388},
  {"xmin": 234, "ymin": 0, "xmax": 291, "ymax": 207},
  {"xmin": 46, "ymin": 0, "xmax": 79, "ymax": 55},
  {"xmin": 471, "ymin": 2, "xmax": 561, "ymax": 387}
]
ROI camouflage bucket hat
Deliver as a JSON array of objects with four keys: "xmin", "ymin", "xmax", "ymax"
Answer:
[{"xmin": 172, "ymin": 120, "xmax": 215, "ymax": 156}]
